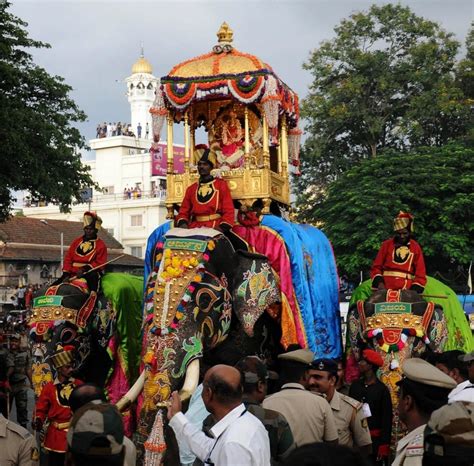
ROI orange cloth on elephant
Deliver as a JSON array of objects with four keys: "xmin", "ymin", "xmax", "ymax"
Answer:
[
  {"xmin": 176, "ymin": 178, "xmax": 235, "ymax": 229},
  {"xmin": 370, "ymin": 238, "xmax": 426, "ymax": 291},
  {"xmin": 35, "ymin": 377, "xmax": 83, "ymax": 453},
  {"xmin": 63, "ymin": 236, "xmax": 107, "ymax": 275}
]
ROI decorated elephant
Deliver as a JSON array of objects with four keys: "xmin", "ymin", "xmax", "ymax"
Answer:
[
  {"xmin": 346, "ymin": 277, "xmax": 474, "ymax": 444},
  {"xmin": 28, "ymin": 273, "xmax": 143, "ymax": 430},
  {"xmin": 125, "ymin": 227, "xmax": 280, "ymax": 464}
]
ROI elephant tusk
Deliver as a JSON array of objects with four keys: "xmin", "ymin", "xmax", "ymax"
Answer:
[
  {"xmin": 116, "ymin": 370, "xmax": 145, "ymax": 412},
  {"xmin": 178, "ymin": 358, "xmax": 200, "ymax": 403}
]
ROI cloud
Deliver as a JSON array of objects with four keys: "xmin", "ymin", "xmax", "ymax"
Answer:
[{"xmin": 10, "ymin": 0, "xmax": 473, "ymax": 149}]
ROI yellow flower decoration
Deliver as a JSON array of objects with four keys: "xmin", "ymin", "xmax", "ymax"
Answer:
[
  {"xmin": 143, "ymin": 351, "xmax": 155, "ymax": 364},
  {"xmin": 208, "ymin": 240, "xmax": 215, "ymax": 251},
  {"xmin": 171, "ymin": 256, "xmax": 181, "ymax": 268},
  {"xmin": 193, "ymin": 275, "xmax": 202, "ymax": 282},
  {"xmin": 164, "ymin": 249, "xmax": 172, "ymax": 258}
]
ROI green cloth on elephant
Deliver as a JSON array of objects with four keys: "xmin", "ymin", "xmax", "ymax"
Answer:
[
  {"xmin": 349, "ymin": 277, "xmax": 473, "ymax": 352},
  {"xmin": 101, "ymin": 273, "xmax": 143, "ymax": 382}
]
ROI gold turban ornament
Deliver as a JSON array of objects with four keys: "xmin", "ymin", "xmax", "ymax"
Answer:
[
  {"xmin": 393, "ymin": 211, "xmax": 414, "ymax": 233},
  {"xmin": 83, "ymin": 211, "xmax": 102, "ymax": 231},
  {"xmin": 50, "ymin": 345, "xmax": 75, "ymax": 369}
]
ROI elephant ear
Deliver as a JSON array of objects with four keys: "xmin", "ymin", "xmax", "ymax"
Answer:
[{"xmin": 232, "ymin": 250, "xmax": 280, "ymax": 337}]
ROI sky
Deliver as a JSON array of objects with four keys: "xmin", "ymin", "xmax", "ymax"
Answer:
[{"xmin": 10, "ymin": 0, "xmax": 473, "ymax": 159}]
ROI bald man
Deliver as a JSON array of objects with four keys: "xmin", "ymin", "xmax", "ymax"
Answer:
[{"xmin": 168, "ymin": 364, "xmax": 270, "ymax": 465}]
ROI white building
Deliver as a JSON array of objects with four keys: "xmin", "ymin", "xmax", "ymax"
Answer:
[{"xmin": 22, "ymin": 54, "xmax": 179, "ymax": 259}]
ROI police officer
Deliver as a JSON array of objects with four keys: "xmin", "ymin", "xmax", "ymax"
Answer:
[
  {"xmin": 6, "ymin": 334, "xmax": 32, "ymax": 429},
  {"xmin": 0, "ymin": 413, "xmax": 39, "ymax": 465},
  {"xmin": 308, "ymin": 358, "xmax": 372, "ymax": 456},
  {"xmin": 423, "ymin": 400, "xmax": 474, "ymax": 466},
  {"xmin": 262, "ymin": 349, "xmax": 338, "ymax": 446},
  {"xmin": 392, "ymin": 358, "xmax": 457, "ymax": 466}
]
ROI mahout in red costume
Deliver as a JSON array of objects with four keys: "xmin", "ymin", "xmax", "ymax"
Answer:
[{"xmin": 371, "ymin": 212, "xmax": 426, "ymax": 293}]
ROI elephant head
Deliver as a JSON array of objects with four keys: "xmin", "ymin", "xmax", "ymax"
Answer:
[
  {"xmin": 347, "ymin": 288, "xmax": 448, "ymax": 443},
  {"xmin": 134, "ymin": 228, "xmax": 281, "ymax": 463},
  {"xmin": 28, "ymin": 282, "xmax": 115, "ymax": 396}
]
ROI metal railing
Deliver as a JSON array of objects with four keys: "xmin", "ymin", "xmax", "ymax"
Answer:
[{"xmin": 23, "ymin": 190, "xmax": 167, "ymax": 207}]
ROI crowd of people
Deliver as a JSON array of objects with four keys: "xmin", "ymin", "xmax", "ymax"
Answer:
[
  {"xmin": 168, "ymin": 348, "xmax": 473, "ymax": 466},
  {"xmin": 1, "ymin": 331, "xmax": 472, "ymax": 466},
  {"xmin": 8, "ymin": 285, "xmax": 42, "ymax": 312},
  {"xmin": 96, "ymin": 122, "xmax": 150, "ymax": 139}
]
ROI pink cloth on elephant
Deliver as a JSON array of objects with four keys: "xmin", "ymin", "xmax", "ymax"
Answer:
[
  {"xmin": 106, "ymin": 336, "xmax": 134, "ymax": 436},
  {"xmin": 233, "ymin": 224, "xmax": 306, "ymax": 349}
]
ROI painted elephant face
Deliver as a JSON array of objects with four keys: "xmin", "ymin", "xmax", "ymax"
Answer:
[
  {"xmin": 138, "ymin": 230, "xmax": 280, "ymax": 447},
  {"xmin": 347, "ymin": 288, "xmax": 447, "ymax": 414},
  {"xmin": 28, "ymin": 283, "xmax": 115, "ymax": 395}
]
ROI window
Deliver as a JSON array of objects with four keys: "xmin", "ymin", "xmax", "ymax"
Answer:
[
  {"xmin": 131, "ymin": 246, "xmax": 143, "ymax": 258},
  {"xmin": 130, "ymin": 214, "xmax": 142, "ymax": 227}
]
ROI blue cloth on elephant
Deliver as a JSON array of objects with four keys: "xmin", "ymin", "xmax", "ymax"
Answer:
[
  {"xmin": 261, "ymin": 215, "xmax": 342, "ymax": 358},
  {"xmin": 144, "ymin": 221, "xmax": 172, "ymax": 291}
]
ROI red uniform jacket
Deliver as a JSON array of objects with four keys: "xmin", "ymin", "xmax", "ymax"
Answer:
[
  {"xmin": 35, "ymin": 378, "xmax": 83, "ymax": 452},
  {"xmin": 371, "ymin": 238, "xmax": 427, "ymax": 291},
  {"xmin": 175, "ymin": 178, "xmax": 235, "ymax": 229},
  {"xmin": 63, "ymin": 236, "xmax": 107, "ymax": 274}
]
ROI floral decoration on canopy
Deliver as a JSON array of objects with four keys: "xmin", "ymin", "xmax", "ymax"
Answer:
[{"xmin": 150, "ymin": 22, "xmax": 300, "ymax": 157}]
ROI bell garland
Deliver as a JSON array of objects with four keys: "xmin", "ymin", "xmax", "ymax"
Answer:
[{"xmin": 366, "ymin": 327, "xmax": 430, "ymax": 353}]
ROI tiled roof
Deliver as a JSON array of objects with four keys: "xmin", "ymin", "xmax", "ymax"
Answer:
[
  {"xmin": 0, "ymin": 217, "xmax": 143, "ymax": 268},
  {"xmin": 0, "ymin": 216, "xmax": 122, "ymax": 248}
]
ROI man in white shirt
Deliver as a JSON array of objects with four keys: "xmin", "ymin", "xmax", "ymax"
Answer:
[
  {"xmin": 448, "ymin": 351, "xmax": 474, "ymax": 403},
  {"xmin": 168, "ymin": 364, "xmax": 270, "ymax": 466}
]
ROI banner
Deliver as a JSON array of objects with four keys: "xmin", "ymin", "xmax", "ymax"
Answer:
[{"xmin": 151, "ymin": 143, "xmax": 185, "ymax": 176}]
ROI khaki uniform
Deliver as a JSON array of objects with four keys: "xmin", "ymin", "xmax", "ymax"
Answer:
[
  {"xmin": 263, "ymin": 382, "xmax": 338, "ymax": 447},
  {"xmin": 392, "ymin": 424, "xmax": 424, "ymax": 466},
  {"xmin": 0, "ymin": 414, "xmax": 39, "ymax": 466},
  {"xmin": 330, "ymin": 390, "xmax": 372, "ymax": 449}
]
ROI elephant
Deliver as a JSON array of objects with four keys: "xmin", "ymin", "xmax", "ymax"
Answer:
[
  {"xmin": 28, "ymin": 273, "xmax": 143, "ymax": 431},
  {"xmin": 125, "ymin": 227, "xmax": 281, "ymax": 465},
  {"xmin": 346, "ymin": 287, "xmax": 448, "ymax": 445}
]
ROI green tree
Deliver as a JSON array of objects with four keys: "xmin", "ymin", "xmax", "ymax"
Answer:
[
  {"xmin": 0, "ymin": 2, "xmax": 94, "ymax": 221},
  {"xmin": 456, "ymin": 22, "xmax": 474, "ymax": 99},
  {"xmin": 313, "ymin": 144, "xmax": 473, "ymax": 282},
  {"xmin": 296, "ymin": 4, "xmax": 471, "ymax": 203}
]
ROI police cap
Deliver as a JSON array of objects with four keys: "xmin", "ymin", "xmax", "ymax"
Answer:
[
  {"xmin": 459, "ymin": 351, "xmax": 474, "ymax": 363},
  {"xmin": 401, "ymin": 358, "xmax": 456, "ymax": 389},
  {"xmin": 311, "ymin": 358, "xmax": 338, "ymax": 375},
  {"xmin": 278, "ymin": 349, "xmax": 314, "ymax": 366}
]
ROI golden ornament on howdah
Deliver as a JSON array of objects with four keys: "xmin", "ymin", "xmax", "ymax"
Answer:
[{"xmin": 150, "ymin": 22, "xmax": 302, "ymax": 218}]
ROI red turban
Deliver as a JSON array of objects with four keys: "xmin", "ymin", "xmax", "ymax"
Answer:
[{"xmin": 362, "ymin": 349, "xmax": 384, "ymax": 368}]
